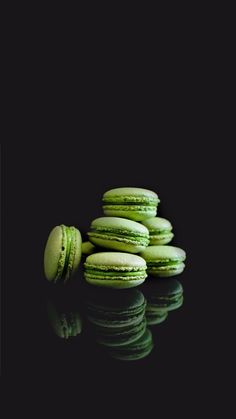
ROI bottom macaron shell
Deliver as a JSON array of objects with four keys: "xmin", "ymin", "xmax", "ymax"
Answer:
[
  {"xmin": 84, "ymin": 276, "xmax": 147, "ymax": 289},
  {"xmin": 103, "ymin": 207, "xmax": 157, "ymax": 221},
  {"xmin": 147, "ymin": 262, "xmax": 185, "ymax": 277},
  {"xmin": 89, "ymin": 236, "xmax": 146, "ymax": 253},
  {"xmin": 149, "ymin": 232, "xmax": 174, "ymax": 245}
]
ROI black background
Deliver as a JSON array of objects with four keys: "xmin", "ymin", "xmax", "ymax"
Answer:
[{"xmin": 2, "ymin": 140, "xmax": 218, "ymax": 411}]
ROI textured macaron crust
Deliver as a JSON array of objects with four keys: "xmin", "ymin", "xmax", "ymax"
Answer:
[
  {"xmin": 44, "ymin": 225, "xmax": 82, "ymax": 283},
  {"xmin": 84, "ymin": 252, "xmax": 147, "ymax": 288},
  {"xmin": 110, "ymin": 328, "xmax": 153, "ymax": 361},
  {"xmin": 102, "ymin": 187, "xmax": 160, "ymax": 221},
  {"xmin": 140, "ymin": 245, "xmax": 186, "ymax": 277},
  {"xmin": 141, "ymin": 217, "xmax": 174, "ymax": 245},
  {"xmin": 88, "ymin": 217, "xmax": 149, "ymax": 253}
]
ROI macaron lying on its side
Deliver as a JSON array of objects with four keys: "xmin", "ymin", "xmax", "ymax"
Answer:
[
  {"xmin": 102, "ymin": 187, "xmax": 160, "ymax": 221},
  {"xmin": 84, "ymin": 252, "xmax": 147, "ymax": 289},
  {"xmin": 44, "ymin": 225, "xmax": 82, "ymax": 283},
  {"xmin": 141, "ymin": 217, "xmax": 174, "ymax": 245},
  {"xmin": 140, "ymin": 245, "xmax": 186, "ymax": 277},
  {"xmin": 88, "ymin": 217, "xmax": 149, "ymax": 253}
]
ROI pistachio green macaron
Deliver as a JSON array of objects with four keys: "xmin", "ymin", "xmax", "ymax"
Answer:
[
  {"xmin": 102, "ymin": 187, "xmax": 160, "ymax": 221},
  {"xmin": 82, "ymin": 241, "xmax": 96, "ymax": 256},
  {"xmin": 140, "ymin": 245, "xmax": 186, "ymax": 277},
  {"xmin": 141, "ymin": 217, "xmax": 174, "ymax": 245},
  {"xmin": 84, "ymin": 252, "xmax": 147, "ymax": 289},
  {"xmin": 44, "ymin": 225, "xmax": 82, "ymax": 283},
  {"xmin": 88, "ymin": 217, "xmax": 149, "ymax": 253}
]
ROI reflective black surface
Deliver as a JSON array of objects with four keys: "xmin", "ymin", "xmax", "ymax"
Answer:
[
  {"xmin": 4, "ymin": 143, "xmax": 208, "ymax": 402},
  {"xmin": 45, "ymin": 275, "xmax": 184, "ymax": 363}
]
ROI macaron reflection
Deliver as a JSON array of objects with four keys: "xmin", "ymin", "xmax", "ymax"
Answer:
[
  {"xmin": 141, "ymin": 278, "xmax": 184, "ymax": 326},
  {"xmin": 86, "ymin": 287, "xmax": 153, "ymax": 360},
  {"xmin": 48, "ymin": 302, "xmax": 82, "ymax": 339}
]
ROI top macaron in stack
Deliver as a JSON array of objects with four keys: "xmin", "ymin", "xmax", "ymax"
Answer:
[
  {"xmin": 102, "ymin": 187, "xmax": 160, "ymax": 221},
  {"xmin": 44, "ymin": 187, "xmax": 186, "ymax": 288}
]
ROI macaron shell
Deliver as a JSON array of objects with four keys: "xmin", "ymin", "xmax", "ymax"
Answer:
[
  {"xmin": 85, "ymin": 252, "xmax": 147, "ymax": 269},
  {"xmin": 141, "ymin": 217, "xmax": 172, "ymax": 231},
  {"xmin": 44, "ymin": 226, "xmax": 65, "ymax": 282},
  {"xmin": 90, "ymin": 216, "xmax": 149, "ymax": 234},
  {"xmin": 140, "ymin": 245, "xmax": 186, "ymax": 262},
  {"xmin": 103, "ymin": 206, "xmax": 157, "ymax": 221},
  {"xmin": 149, "ymin": 232, "xmax": 174, "ymax": 245},
  {"xmin": 147, "ymin": 262, "xmax": 185, "ymax": 277},
  {"xmin": 88, "ymin": 236, "xmax": 147, "ymax": 253},
  {"xmin": 82, "ymin": 241, "xmax": 96, "ymax": 255},
  {"xmin": 103, "ymin": 187, "xmax": 159, "ymax": 202},
  {"xmin": 84, "ymin": 276, "xmax": 147, "ymax": 289}
]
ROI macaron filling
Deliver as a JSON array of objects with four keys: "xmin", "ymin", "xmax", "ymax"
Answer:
[
  {"xmin": 61, "ymin": 226, "xmax": 72, "ymax": 276},
  {"xmin": 147, "ymin": 259, "xmax": 184, "ymax": 267},
  {"xmin": 56, "ymin": 226, "xmax": 77, "ymax": 282},
  {"xmin": 84, "ymin": 268, "xmax": 147, "ymax": 281},
  {"xmin": 149, "ymin": 229, "xmax": 172, "ymax": 236},
  {"xmin": 88, "ymin": 228, "xmax": 149, "ymax": 246},
  {"xmin": 103, "ymin": 204, "xmax": 157, "ymax": 212},
  {"xmin": 102, "ymin": 196, "xmax": 159, "ymax": 205}
]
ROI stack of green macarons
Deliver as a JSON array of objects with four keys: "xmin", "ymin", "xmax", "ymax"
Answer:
[{"xmin": 43, "ymin": 186, "xmax": 186, "ymax": 288}]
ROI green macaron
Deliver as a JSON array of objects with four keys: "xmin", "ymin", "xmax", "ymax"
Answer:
[
  {"xmin": 81, "ymin": 241, "xmax": 96, "ymax": 256},
  {"xmin": 88, "ymin": 217, "xmax": 149, "ymax": 253},
  {"xmin": 141, "ymin": 217, "xmax": 174, "ymax": 245},
  {"xmin": 102, "ymin": 187, "xmax": 160, "ymax": 221},
  {"xmin": 84, "ymin": 252, "xmax": 147, "ymax": 289},
  {"xmin": 140, "ymin": 245, "xmax": 186, "ymax": 277},
  {"xmin": 44, "ymin": 225, "xmax": 82, "ymax": 283},
  {"xmin": 109, "ymin": 328, "xmax": 154, "ymax": 361}
]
